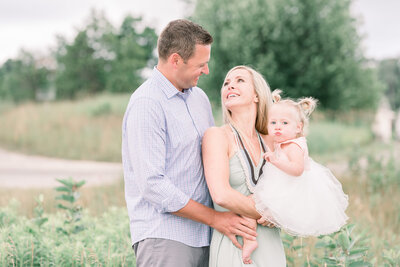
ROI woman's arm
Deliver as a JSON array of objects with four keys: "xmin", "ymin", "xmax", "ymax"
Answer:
[{"xmin": 202, "ymin": 127, "xmax": 261, "ymax": 219}]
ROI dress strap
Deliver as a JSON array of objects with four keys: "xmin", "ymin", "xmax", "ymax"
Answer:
[
  {"xmin": 257, "ymin": 135, "xmax": 267, "ymax": 178},
  {"xmin": 230, "ymin": 124, "xmax": 266, "ymax": 186},
  {"xmin": 229, "ymin": 124, "xmax": 241, "ymax": 151}
]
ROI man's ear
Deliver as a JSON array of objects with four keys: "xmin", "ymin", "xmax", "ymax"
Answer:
[{"xmin": 169, "ymin": 53, "xmax": 182, "ymax": 68}]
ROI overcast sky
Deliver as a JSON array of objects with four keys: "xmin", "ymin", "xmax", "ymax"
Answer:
[{"xmin": 0, "ymin": 0, "xmax": 399, "ymax": 65}]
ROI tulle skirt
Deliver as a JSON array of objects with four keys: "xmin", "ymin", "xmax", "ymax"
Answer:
[{"xmin": 253, "ymin": 159, "xmax": 349, "ymax": 237}]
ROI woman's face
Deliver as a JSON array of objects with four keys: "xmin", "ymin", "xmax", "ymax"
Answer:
[{"xmin": 221, "ymin": 68, "xmax": 258, "ymax": 110}]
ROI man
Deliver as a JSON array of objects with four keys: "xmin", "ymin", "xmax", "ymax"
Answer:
[{"xmin": 122, "ymin": 19, "xmax": 256, "ymax": 267}]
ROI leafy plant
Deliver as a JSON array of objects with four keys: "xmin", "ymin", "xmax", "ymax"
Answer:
[
  {"xmin": 283, "ymin": 224, "xmax": 373, "ymax": 266},
  {"xmin": 90, "ymin": 101, "xmax": 112, "ymax": 117},
  {"xmin": 365, "ymin": 153, "xmax": 399, "ymax": 193},
  {"xmin": 312, "ymin": 224, "xmax": 372, "ymax": 266},
  {"xmin": 32, "ymin": 194, "xmax": 48, "ymax": 228},
  {"xmin": 55, "ymin": 178, "xmax": 86, "ymax": 235},
  {"xmin": 0, "ymin": 204, "xmax": 135, "ymax": 266},
  {"xmin": 349, "ymin": 147, "xmax": 400, "ymax": 194},
  {"xmin": 383, "ymin": 246, "xmax": 400, "ymax": 267},
  {"xmin": 282, "ymin": 233, "xmax": 305, "ymax": 266}
]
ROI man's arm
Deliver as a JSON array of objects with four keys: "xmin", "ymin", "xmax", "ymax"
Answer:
[
  {"xmin": 127, "ymin": 98, "xmax": 189, "ymax": 212},
  {"xmin": 173, "ymin": 200, "xmax": 257, "ymax": 249}
]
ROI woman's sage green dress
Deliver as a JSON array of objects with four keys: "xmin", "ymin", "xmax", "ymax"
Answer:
[{"xmin": 209, "ymin": 151, "xmax": 286, "ymax": 267}]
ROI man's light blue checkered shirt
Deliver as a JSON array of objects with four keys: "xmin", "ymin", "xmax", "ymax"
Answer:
[{"xmin": 122, "ymin": 67, "xmax": 215, "ymax": 247}]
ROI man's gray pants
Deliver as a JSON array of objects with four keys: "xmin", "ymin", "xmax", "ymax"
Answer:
[{"xmin": 133, "ymin": 238, "xmax": 209, "ymax": 267}]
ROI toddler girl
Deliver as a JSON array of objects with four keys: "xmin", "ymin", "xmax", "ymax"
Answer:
[{"xmin": 242, "ymin": 90, "xmax": 348, "ymax": 264}]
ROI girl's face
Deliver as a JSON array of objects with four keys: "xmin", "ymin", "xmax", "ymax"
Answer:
[
  {"xmin": 268, "ymin": 104, "xmax": 303, "ymax": 143},
  {"xmin": 221, "ymin": 68, "xmax": 258, "ymax": 110}
]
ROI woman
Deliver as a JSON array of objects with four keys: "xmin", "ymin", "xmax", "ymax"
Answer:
[{"xmin": 202, "ymin": 66, "xmax": 286, "ymax": 266}]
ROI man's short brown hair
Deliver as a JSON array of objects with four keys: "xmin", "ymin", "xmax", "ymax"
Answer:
[{"xmin": 158, "ymin": 19, "xmax": 213, "ymax": 62}]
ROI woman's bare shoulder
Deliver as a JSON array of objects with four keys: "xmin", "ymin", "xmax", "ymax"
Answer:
[
  {"xmin": 204, "ymin": 124, "xmax": 231, "ymax": 138},
  {"xmin": 203, "ymin": 125, "xmax": 233, "ymax": 150}
]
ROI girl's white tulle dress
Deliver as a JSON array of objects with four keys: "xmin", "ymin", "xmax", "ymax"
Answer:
[{"xmin": 253, "ymin": 137, "xmax": 349, "ymax": 237}]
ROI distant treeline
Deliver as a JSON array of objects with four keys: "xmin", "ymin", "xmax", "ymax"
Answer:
[
  {"xmin": 0, "ymin": 0, "xmax": 399, "ymax": 111},
  {"xmin": 0, "ymin": 10, "xmax": 157, "ymax": 102}
]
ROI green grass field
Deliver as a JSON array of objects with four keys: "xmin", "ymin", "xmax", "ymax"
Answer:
[
  {"xmin": 0, "ymin": 94, "xmax": 130, "ymax": 162},
  {"xmin": 0, "ymin": 94, "xmax": 373, "ymax": 162}
]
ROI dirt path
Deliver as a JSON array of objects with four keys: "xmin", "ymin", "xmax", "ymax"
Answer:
[
  {"xmin": 1, "ymin": 141, "xmax": 397, "ymax": 189},
  {"xmin": 0, "ymin": 148, "xmax": 123, "ymax": 188},
  {"xmin": 0, "ymin": 146, "xmax": 348, "ymax": 189}
]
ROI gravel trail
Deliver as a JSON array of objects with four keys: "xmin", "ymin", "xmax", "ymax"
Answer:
[{"xmin": 0, "ymin": 148, "xmax": 122, "ymax": 188}]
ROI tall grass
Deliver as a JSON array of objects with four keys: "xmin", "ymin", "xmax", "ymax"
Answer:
[
  {"xmin": 345, "ymin": 143, "xmax": 400, "ymax": 258},
  {"xmin": 0, "ymin": 204, "xmax": 135, "ymax": 266},
  {"xmin": 0, "ymin": 178, "xmax": 134, "ymax": 266},
  {"xmin": 0, "ymin": 95, "xmax": 373, "ymax": 163},
  {"xmin": 306, "ymin": 110, "xmax": 374, "ymax": 163},
  {"xmin": 0, "ymin": 94, "xmax": 131, "ymax": 162},
  {"xmin": 308, "ymin": 120, "xmax": 373, "ymax": 156},
  {"xmin": 0, "ymin": 179, "xmax": 126, "ymax": 218}
]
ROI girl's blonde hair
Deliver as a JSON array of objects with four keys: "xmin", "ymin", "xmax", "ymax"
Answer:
[
  {"xmin": 221, "ymin": 66, "xmax": 273, "ymax": 135},
  {"xmin": 271, "ymin": 89, "xmax": 318, "ymax": 137}
]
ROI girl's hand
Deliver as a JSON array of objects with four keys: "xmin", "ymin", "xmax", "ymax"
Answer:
[
  {"xmin": 263, "ymin": 151, "xmax": 277, "ymax": 163},
  {"xmin": 262, "ymin": 152, "xmax": 272, "ymax": 161}
]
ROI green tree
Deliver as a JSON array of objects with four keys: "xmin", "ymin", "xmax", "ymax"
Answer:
[
  {"xmin": 270, "ymin": 0, "xmax": 381, "ymax": 110},
  {"xmin": 190, "ymin": 0, "xmax": 277, "ymax": 103},
  {"xmin": 104, "ymin": 15, "xmax": 157, "ymax": 93},
  {"xmin": 55, "ymin": 10, "xmax": 111, "ymax": 99},
  {"xmin": 0, "ymin": 50, "xmax": 50, "ymax": 102},
  {"xmin": 377, "ymin": 58, "xmax": 400, "ymax": 110},
  {"xmin": 55, "ymin": 11, "xmax": 157, "ymax": 98},
  {"xmin": 191, "ymin": 0, "xmax": 382, "ymax": 110}
]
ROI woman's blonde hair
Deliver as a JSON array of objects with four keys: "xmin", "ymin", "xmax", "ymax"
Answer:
[
  {"xmin": 221, "ymin": 66, "xmax": 273, "ymax": 135},
  {"xmin": 271, "ymin": 89, "xmax": 318, "ymax": 136}
]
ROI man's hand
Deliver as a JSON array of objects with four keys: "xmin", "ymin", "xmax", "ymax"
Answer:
[{"xmin": 210, "ymin": 211, "xmax": 257, "ymax": 249}]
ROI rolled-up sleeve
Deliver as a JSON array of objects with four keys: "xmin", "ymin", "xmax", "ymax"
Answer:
[{"xmin": 126, "ymin": 97, "xmax": 189, "ymax": 213}]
